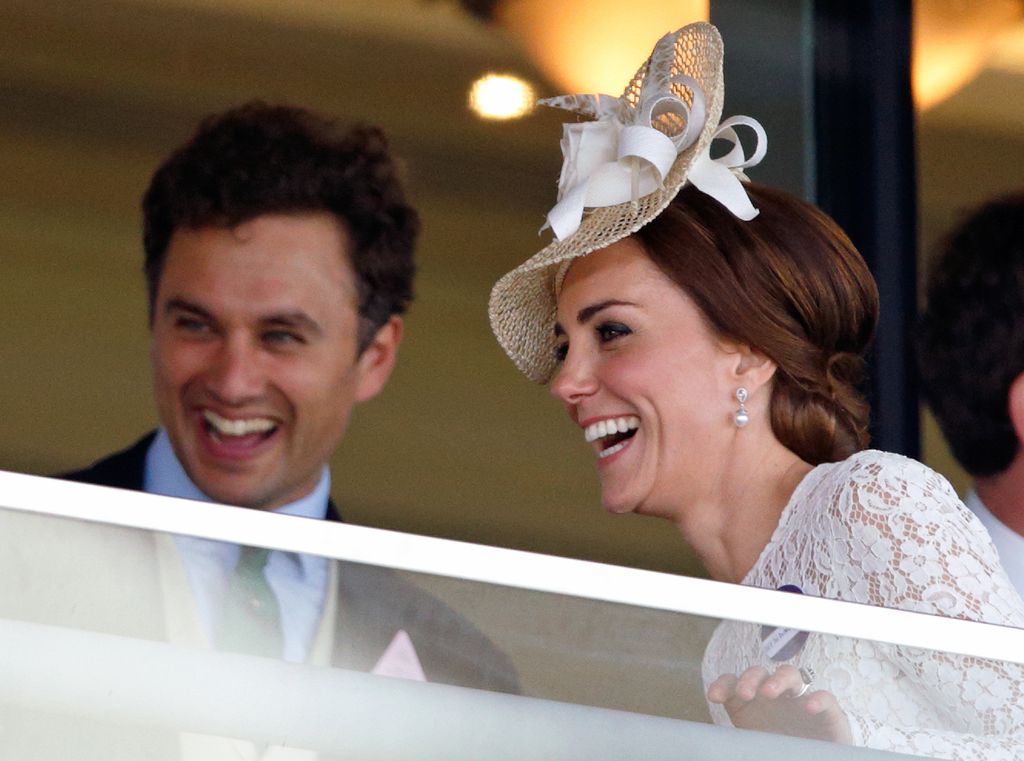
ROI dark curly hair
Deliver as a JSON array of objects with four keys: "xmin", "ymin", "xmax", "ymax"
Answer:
[
  {"xmin": 142, "ymin": 102, "xmax": 419, "ymax": 351},
  {"xmin": 917, "ymin": 193, "xmax": 1024, "ymax": 477},
  {"xmin": 635, "ymin": 183, "xmax": 878, "ymax": 465}
]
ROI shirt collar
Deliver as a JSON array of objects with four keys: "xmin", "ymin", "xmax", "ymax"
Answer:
[
  {"xmin": 144, "ymin": 428, "xmax": 331, "ymax": 573},
  {"xmin": 965, "ymin": 487, "xmax": 1024, "ymax": 591},
  {"xmin": 966, "ymin": 488, "xmax": 999, "ymax": 531}
]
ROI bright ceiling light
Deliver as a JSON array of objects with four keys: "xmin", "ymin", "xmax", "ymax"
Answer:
[
  {"xmin": 469, "ymin": 74, "xmax": 536, "ymax": 120},
  {"xmin": 913, "ymin": 0, "xmax": 1023, "ymax": 109},
  {"xmin": 497, "ymin": 0, "xmax": 709, "ymax": 95}
]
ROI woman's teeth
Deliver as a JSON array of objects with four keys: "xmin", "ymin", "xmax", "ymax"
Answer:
[
  {"xmin": 584, "ymin": 416, "xmax": 640, "ymax": 443},
  {"xmin": 203, "ymin": 409, "xmax": 276, "ymax": 437},
  {"xmin": 599, "ymin": 440, "xmax": 630, "ymax": 459},
  {"xmin": 583, "ymin": 416, "xmax": 640, "ymax": 458}
]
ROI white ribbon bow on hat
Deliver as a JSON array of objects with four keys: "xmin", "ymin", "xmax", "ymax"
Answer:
[{"xmin": 542, "ymin": 80, "xmax": 767, "ymax": 241}]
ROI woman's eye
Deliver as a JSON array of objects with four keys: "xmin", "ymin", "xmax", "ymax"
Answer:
[
  {"xmin": 552, "ymin": 342, "xmax": 569, "ymax": 362},
  {"xmin": 596, "ymin": 322, "xmax": 631, "ymax": 342}
]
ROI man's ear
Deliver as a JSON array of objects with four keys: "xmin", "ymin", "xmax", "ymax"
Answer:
[
  {"xmin": 729, "ymin": 343, "xmax": 777, "ymax": 396},
  {"xmin": 354, "ymin": 316, "xmax": 403, "ymax": 403},
  {"xmin": 1006, "ymin": 372, "xmax": 1024, "ymax": 445}
]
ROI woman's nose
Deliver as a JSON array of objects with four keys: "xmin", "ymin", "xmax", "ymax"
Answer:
[{"xmin": 550, "ymin": 348, "xmax": 598, "ymax": 404}]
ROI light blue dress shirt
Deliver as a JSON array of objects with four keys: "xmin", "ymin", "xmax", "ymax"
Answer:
[
  {"xmin": 965, "ymin": 489, "xmax": 1024, "ymax": 597},
  {"xmin": 144, "ymin": 428, "xmax": 330, "ymax": 662}
]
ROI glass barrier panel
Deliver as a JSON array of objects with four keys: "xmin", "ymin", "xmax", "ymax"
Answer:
[{"xmin": 0, "ymin": 471, "xmax": 1021, "ymax": 760}]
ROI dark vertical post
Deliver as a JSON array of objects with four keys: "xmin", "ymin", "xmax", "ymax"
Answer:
[
  {"xmin": 711, "ymin": 0, "xmax": 816, "ymax": 200},
  {"xmin": 814, "ymin": 1, "xmax": 919, "ymax": 457}
]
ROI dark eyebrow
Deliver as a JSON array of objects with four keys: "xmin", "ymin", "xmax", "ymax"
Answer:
[
  {"xmin": 165, "ymin": 298, "xmax": 212, "ymax": 320},
  {"xmin": 577, "ymin": 300, "xmax": 636, "ymax": 324},
  {"xmin": 554, "ymin": 300, "xmax": 637, "ymax": 337}
]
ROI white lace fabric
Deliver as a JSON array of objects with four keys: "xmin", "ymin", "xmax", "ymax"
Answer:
[{"xmin": 702, "ymin": 450, "xmax": 1024, "ymax": 759}]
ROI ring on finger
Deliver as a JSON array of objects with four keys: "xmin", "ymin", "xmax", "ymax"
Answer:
[{"xmin": 794, "ymin": 666, "xmax": 815, "ymax": 698}]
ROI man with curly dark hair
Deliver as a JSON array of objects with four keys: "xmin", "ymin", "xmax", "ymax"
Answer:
[
  {"xmin": 918, "ymin": 193, "xmax": 1024, "ymax": 595},
  {"xmin": 60, "ymin": 103, "xmax": 517, "ymax": 693}
]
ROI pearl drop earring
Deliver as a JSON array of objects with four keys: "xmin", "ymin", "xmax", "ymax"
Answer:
[{"xmin": 734, "ymin": 388, "xmax": 750, "ymax": 428}]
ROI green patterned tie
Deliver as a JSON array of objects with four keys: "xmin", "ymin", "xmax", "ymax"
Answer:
[{"xmin": 217, "ymin": 545, "xmax": 283, "ymax": 658}]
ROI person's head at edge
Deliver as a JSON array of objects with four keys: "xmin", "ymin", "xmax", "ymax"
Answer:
[
  {"xmin": 547, "ymin": 183, "xmax": 878, "ymax": 575},
  {"xmin": 918, "ymin": 193, "xmax": 1024, "ymax": 507},
  {"xmin": 142, "ymin": 102, "xmax": 419, "ymax": 510}
]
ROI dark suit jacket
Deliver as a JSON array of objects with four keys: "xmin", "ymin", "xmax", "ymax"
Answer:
[
  {"xmin": 59, "ymin": 432, "xmax": 519, "ymax": 694},
  {"xmin": 0, "ymin": 435, "xmax": 519, "ymax": 758}
]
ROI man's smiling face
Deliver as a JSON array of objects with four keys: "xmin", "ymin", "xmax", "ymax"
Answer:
[{"xmin": 150, "ymin": 212, "xmax": 396, "ymax": 510}]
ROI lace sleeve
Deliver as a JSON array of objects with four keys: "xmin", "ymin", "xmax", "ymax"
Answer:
[{"xmin": 835, "ymin": 453, "xmax": 1024, "ymax": 759}]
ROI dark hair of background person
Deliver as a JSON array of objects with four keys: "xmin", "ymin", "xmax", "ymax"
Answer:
[
  {"xmin": 917, "ymin": 193, "xmax": 1024, "ymax": 477},
  {"xmin": 634, "ymin": 183, "xmax": 879, "ymax": 466},
  {"xmin": 142, "ymin": 101, "xmax": 419, "ymax": 352}
]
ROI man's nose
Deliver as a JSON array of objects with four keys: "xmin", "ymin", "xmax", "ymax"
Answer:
[
  {"xmin": 549, "ymin": 348, "xmax": 598, "ymax": 405},
  {"xmin": 204, "ymin": 337, "xmax": 265, "ymax": 404}
]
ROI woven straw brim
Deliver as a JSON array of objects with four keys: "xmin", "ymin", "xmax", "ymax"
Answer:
[{"xmin": 488, "ymin": 22, "xmax": 724, "ymax": 383}]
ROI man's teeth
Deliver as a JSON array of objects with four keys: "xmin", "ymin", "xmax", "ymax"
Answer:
[
  {"xmin": 583, "ymin": 416, "xmax": 640, "ymax": 443},
  {"xmin": 203, "ymin": 410, "xmax": 276, "ymax": 437}
]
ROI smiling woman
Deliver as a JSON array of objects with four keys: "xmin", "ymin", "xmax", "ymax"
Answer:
[
  {"xmin": 634, "ymin": 183, "xmax": 877, "ymax": 469},
  {"xmin": 489, "ymin": 21, "xmax": 1024, "ymax": 759}
]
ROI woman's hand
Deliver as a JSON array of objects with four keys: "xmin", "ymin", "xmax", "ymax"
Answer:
[{"xmin": 707, "ymin": 664, "xmax": 852, "ymax": 744}]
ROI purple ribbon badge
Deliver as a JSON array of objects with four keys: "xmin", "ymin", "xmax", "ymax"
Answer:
[{"xmin": 759, "ymin": 584, "xmax": 810, "ymax": 661}]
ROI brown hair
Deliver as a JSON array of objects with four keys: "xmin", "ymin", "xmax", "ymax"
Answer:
[
  {"xmin": 143, "ymin": 102, "xmax": 419, "ymax": 352},
  {"xmin": 918, "ymin": 192, "xmax": 1024, "ymax": 477},
  {"xmin": 634, "ymin": 183, "xmax": 878, "ymax": 464}
]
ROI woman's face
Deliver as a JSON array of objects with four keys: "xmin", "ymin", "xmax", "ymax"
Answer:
[{"xmin": 550, "ymin": 237, "xmax": 742, "ymax": 519}]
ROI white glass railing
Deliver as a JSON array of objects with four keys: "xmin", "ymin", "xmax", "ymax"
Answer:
[{"xmin": 0, "ymin": 469, "xmax": 1021, "ymax": 760}]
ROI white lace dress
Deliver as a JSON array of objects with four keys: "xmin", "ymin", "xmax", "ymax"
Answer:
[{"xmin": 702, "ymin": 450, "xmax": 1024, "ymax": 759}]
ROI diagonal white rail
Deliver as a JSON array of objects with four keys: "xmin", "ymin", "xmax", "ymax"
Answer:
[
  {"xmin": 2, "ymin": 469, "xmax": 1023, "ymax": 666},
  {"xmin": 0, "ymin": 617, "xmax": 913, "ymax": 760}
]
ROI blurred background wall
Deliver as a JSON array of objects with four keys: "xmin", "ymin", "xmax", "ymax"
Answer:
[{"xmin": 3, "ymin": 0, "xmax": 1024, "ymax": 576}]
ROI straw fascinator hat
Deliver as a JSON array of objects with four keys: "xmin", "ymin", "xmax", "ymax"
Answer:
[{"xmin": 488, "ymin": 21, "xmax": 767, "ymax": 383}]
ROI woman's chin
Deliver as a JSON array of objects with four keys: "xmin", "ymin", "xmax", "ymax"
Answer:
[
  {"xmin": 600, "ymin": 491, "xmax": 638, "ymax": 515},
  {"xmin": 601, "ymin": 488, "xmax": 675, "ymax": 522}
]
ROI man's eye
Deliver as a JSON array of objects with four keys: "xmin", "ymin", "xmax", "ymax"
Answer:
[
  {"xmin": 597, "ymin": 322, "xmax": 631, "ymax": 342},
  {"xmin": 552, "ymin": 342, "xmax": 569, "ymax": 362},
  {"xmin": 264, "ymin": 330, "xmax": 303, "ymax": 346},
  {"xmin": 176, "ymin": 317, "xmax": 210, "ymax": 333}
]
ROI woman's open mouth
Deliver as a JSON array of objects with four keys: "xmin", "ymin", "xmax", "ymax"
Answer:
[{"xmin": 583, "ymin": 416, "xmax": 640, "ymax": 459}]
